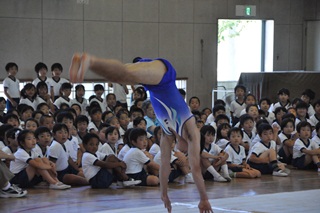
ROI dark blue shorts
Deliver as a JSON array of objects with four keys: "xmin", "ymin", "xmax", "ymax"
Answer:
[
  {"xmin": 228, "ymin": 166, "xmax": 243, "ymax": 173},
  {"xmin": 127, "ymin": 170, "xmax": 148, "ymax": 186},
  {"xmin": 57, "ymin": 165, "xmax": 79, "ymax": 181},
  {"xmin": 168, "ymin": 168, "xmax": 183, "ymax": 183},
  {"xmin": 11, "ymin": 168, "xmax": 43, "ymax": 188},
  {"xmin": 89, "ymin": 168, "xmax": 114, "ymax": 188},
  {"xmin": 278, "ymin": 147, "xmax": 292, "ymax": 164},
  {"xmin": 247, "ymin": 160, "xmax": 272, "ymax": 174},
  {"xmin": 292, "ymin": 155, "xmax": 317, "ymax": 170}
]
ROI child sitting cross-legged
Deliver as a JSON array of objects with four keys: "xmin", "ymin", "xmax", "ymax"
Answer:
[
  {"xmin": 293, "ymin": 121, "xmax": 320, "ymax": 172},
  {"xmin": 123, "ymin": 128, "xmax": 159, "ymax": 186},
  {"xmin": 224, "ymin": 127, "xmax": 261, "ymax": 178},
  {"xmin": 81, "ymin": 133, "xmax": 141, "ymax": 188},
  {"xmin": 200, "ymin": 125, "xmax": 231, "ymax": 182},
  {"xmin": 247, "ymin": 123, "xmax": 290, "ymax": 177}
]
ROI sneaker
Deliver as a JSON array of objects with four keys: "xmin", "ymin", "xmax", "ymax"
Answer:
[
  {"xmin": 272, "ymin": 170, "xmax": 288, "ymax": 177},
  {"xmin": 69, "ymin": 53, "xmax": 90, "ymax": 83},
  {"xmin": 0, "ymin": 185, "xmax": 28, "ymax": 198},
  {"xmin": 49, "ymin": 182, "xmax": 71, "ymax": 190},
  {"xmin": 283, "ymin": 168, "xmax": 291, "ymax": 175},
  {"xmin": 213, "ymin": 175, "xmax": 228, "ymax": 182},
  {"xmin": 122, "ymin": 178, "xmax": 141, "ymax": 187},
  {"xmin": 185, "ymin": 173, "xmax": 195, "ymax": 183}
]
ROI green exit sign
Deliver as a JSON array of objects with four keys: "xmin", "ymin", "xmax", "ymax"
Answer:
[
  {"xmin": 245, "ymin": 6, "xmax": 252, "ymax": 16},
  {"xmin": 236, "ymin": 5, "xmax": 256, "ymax": 17}
]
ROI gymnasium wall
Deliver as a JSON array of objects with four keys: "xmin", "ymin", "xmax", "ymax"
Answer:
[{"xmin": 0, "ymin": 0, "xmax": 317, "ymax": 108}]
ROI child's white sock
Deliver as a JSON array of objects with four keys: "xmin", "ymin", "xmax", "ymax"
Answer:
[
  {"xmin": 207, "ymin": 166, "xmax": 221, "ymax": 178},
  {"xmin": 2, "ymin": 182, "xmax": 11, "ymax": 191},
  {"xmin": 221, "ymin": 164, "xmax": 230, "ymax": 177}
]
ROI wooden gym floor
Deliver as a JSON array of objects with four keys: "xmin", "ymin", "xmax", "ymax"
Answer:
[{"xmin": 1, "ymin": 167, "xmax": 319, "ymax": 213}]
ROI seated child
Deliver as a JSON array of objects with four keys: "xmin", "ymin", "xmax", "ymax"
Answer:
[
  {"xmin": 215, "ymin": 123, "xmax": 231, "ymax": 150},
  {"xmin": 311, "ymin": 122, "xmax": 320, "ymax": 146},
  {"xmin": 259, "ymin": 97, "xmax": 275, "ymax": 125},
  {"xmin": 34, "ymin": 126, "xmax": 52, "ymax": 157},
  {"xmin": 10, "ymin": 130, "xmax": 71, "ymax": 189},
  {"xmin": 118, "ymin": 128, "xmax": 133, "ymax": 161},
  {"xmin": 230, "ymin": 85, "xmax": 246, "ymax": 126},
  {"xmin": 200, "ymin": 125, "xmax": 231, "ymax": 182},
  {"xmin": 0, "ymin": 150, "xmax": 27, "ymax": 198},
  {"xmin": 277, "ymin": 118, "xmax": 298, "ymax": 164},
  {"xmin": 24, "ymin": 118, "xmax": 39, "ymax": 132},
  {"xmin": 239, "ymin": 114, "xmax": 256, "ymax": 154},
  {"xmin": 123, "ymin": 128, "xmax": 159, "ymax": 186},
  {"xmin": 47, "ymin": 123, "xmax": 88, "ymax": 186},
  {"xmin": 154, "ymin": 139, "xmax": 193, "ymax": 183},
  {"xmin": 81, "ymin": 133, "xmax": 141, "ymax": 188},
  {"xmin": 133, "ymin": 117, "xmax": 153, "ymax": 150},
  {"xmin": 149, "ymin": 126, "xmax": 161, "ymax": 157},
  {"xmin": 39, "ymin": 114, "xmax": 55, "ymax": 132},
  {"xmin": 99, "ymin": 126, "xmax": 120, "ymax": 156},
  {"xmin": 247, "ymin": 123, "xmax": 290, "ymax": 177},
  {"xmin": 206, "ymin": 104, "xmax": 226, "ymax": 125},
  {"xmin": 2, "ymin": 128, "xmax": 20, "ymax": 167},
  {"xmin": 293, "ymin": 121, "xmax": 320, "ymax": 171},
  {"xmin": 224, "ymin": 127, "xmax": 261, "ymax": 178}
]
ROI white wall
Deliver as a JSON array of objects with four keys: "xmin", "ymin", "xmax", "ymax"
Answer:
[{"xmin": 0, "ymin": 0, "xmax": 309, "ymax": 108}]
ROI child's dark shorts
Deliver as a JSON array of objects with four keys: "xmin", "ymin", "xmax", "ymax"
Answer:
[
  {"xmin": 57, "ymin": 165, "xmax": 79, "ymax": 181},
  {"xmin": 11, "ymin": 168, "xmax": 43, "ymax": 188},
  {"xmin": 292, "ymin": 155, "xmax": 317, "ymax": 170},
  {"xmin": 89, "ymin": 168, "xmax": 113, "ymax": 188},
  {"xmin": 228, "ymin": 166, "xmax": 243, "ymax": 173},
  {"xmin": 247, "ymin": 160, "xmax": 272, "ymax": 174},
  {"xmin": 127, "ymin": 170, "xmax": 148, "ymax": 186}
]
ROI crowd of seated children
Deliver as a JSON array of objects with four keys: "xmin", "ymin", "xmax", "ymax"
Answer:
[{"xmin": 1, "ymin": 60, "xmax": 320, "ymax": 200}]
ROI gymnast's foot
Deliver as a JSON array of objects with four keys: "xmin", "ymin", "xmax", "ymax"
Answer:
[{"xmin": 69, "ymin": 53, "xmax": 90, "ymax": 83}]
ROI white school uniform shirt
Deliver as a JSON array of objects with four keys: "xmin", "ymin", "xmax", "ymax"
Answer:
[
  {"xmin": 88, "ymin": 121, "xmax": 100, "ymax": 132},
  {"xmin": 293, "ymin": 138, "xmax": 319, "ymax": 159},
  {"xmin": 99, "ymin": 143, "xmax": 117, "ymax": 156},
  {"xmin": 307, "ymin": 104, "xmax": 315, "ymax": 117},
  {"xmin": 54, "ymin": 97, "xmax": 72, "ymax": 109},
  {"xmin": 154, "ymin": 150, "xmax": 177, "ymax": 166},
  {"xmin": 82, "ymin": 151, "xmax": 107, "ymax": 181},
  {"xmin": 32, "ymin": 77, "xmax": 53, "ymax": 96},
  {"xmin": 242, "ymin": 130, "xmax": 256, "ymax": 149},
  {"xmin": 19, "ymin": 98, "xmax": 37, "ymax": 110},
  {"xmin": 90, "ymin": 97, "xmax": 107, "ymax": 113},
  {"xmin": 65, "ymin": 136, "xmax": 80, "ymax": 162},
  {"xmin": 202, "ymin": 143, "xmax": 223, "ymax": 164},
  {"xmin": 277, "ymin": 132, "xmax": 292, "ymax": 152},
  {"xmin": 0, "ymin": 141, "xmax": 6, "ymax": 150},
  {"xmin": 264, "ymin": 111, "xmax": 275, "ymax": 125},
  {"xmin": 50, "ymin": 77, "xmax": 69, "ymax": 98},
  {"xmin": 71, "ymin": 97, "xmax": 89, "ymax": 115},
  {"xmin": 3, "ymin": 76, "xmax": 20, "ymax": 98},
  {"xmin": 247, "ymin": 140, "xmax": 277, "ymax": 161},
  {"xmin": 295, "ymin": 118, "xmax": 313, "ymax": 129},
  {"xmin": 311, "ymin": 134, "xmax": 320, "ymax": 146},
  {"xmin": 309, "ymin": 114, "xmax": 320, "ymax": 127},
  {"xmin": 47, "ymin": 140, "xmax": 69, "ymax": 171},
  {"xmin": 206, "ymin": 114, "xmax": 215, "ymax": 125},
  {"xmin": 1, "ymin": 146, "xmax": 14, "ymax": 156},
  {"xmin": 123, "ymin": 147, "xmax": 150, "ymax": 174},
  {"xmin": 215, "ymin": 138, "xmax": 230, "ymax": 150},
  {"xmin": 224, "ymin": 144, "xmax": 246, "ymax": 165},
  {"xmin": 118, "ymin": 144, "xmax": 130, "ymax": 160},
  {"xmin": 272, "ymin": 102, "xmax": 291, "ymax": 111},
  {"xmin": 33, "ymin": 143, "xmax": 48, "ymax": 158},
  {"xmin": 10, "ymin": 147, "xmax": 40, "ymax": 174},
  {"xmin": 149, "ymin": 143, "xmax": 160, "ymax": 157},
  {"xmin": 230, "ymin": 100, "xmax": 246, "ymax": 118}
]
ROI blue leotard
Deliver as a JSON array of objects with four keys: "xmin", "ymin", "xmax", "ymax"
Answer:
[{"xmin": 141, "ymin": 58, "xmax": 193, "ymax": 136}]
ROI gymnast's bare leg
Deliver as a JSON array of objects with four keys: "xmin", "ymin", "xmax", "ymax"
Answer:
[{"xmin": 69, "ymin": 53, "xmax": 213, "ymax": 213}]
